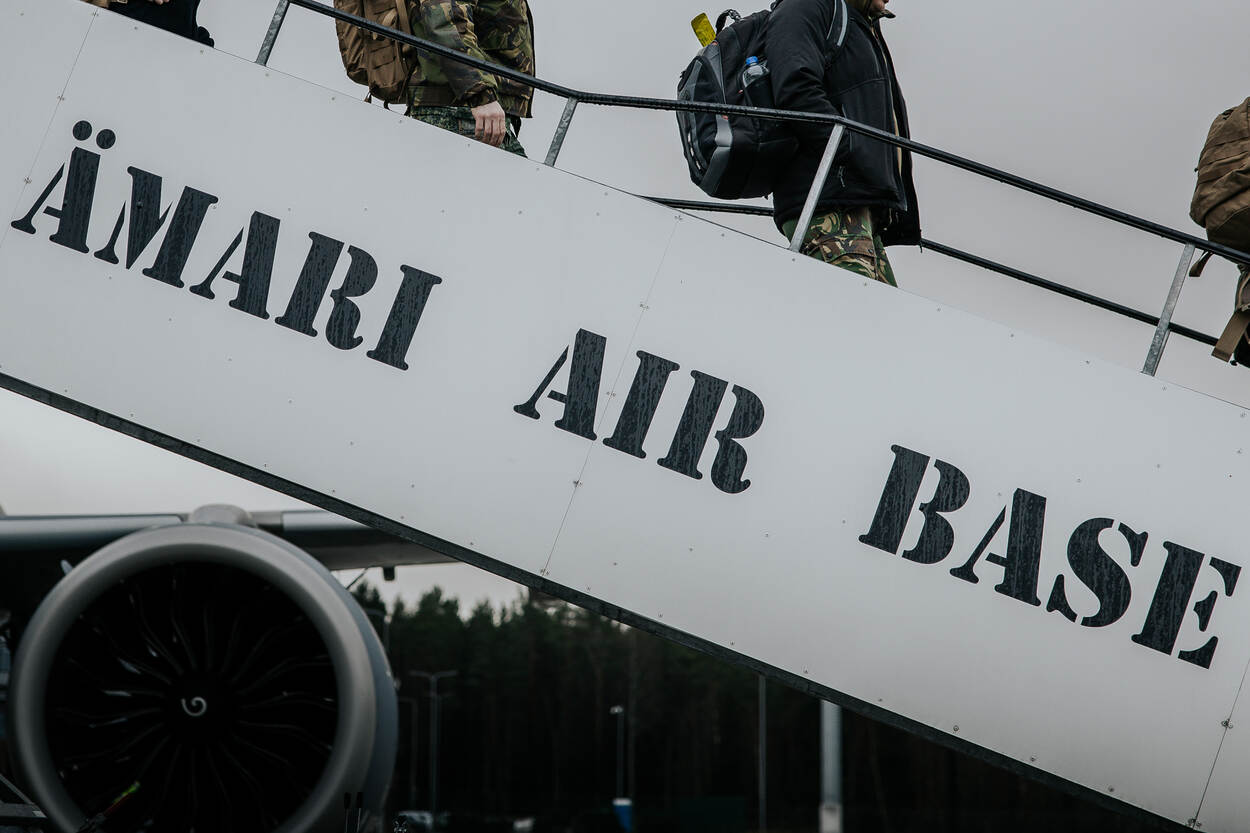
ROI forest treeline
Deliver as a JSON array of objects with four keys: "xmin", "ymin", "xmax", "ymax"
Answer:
[{"xmin": 355, "ymin": 583, "xmax": 1160, "ymax": 833}]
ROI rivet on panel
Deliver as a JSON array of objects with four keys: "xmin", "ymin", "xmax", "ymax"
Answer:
[{"xmin": 953, "ymin": 725, "xmax": 959, "ymax": 732}]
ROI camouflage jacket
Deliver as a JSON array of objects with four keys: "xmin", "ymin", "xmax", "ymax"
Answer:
[{"xmin": 408, "ymin": 0, "xmax": 535, "ymax": 118}]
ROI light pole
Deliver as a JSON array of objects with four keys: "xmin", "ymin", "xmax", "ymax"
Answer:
[
  {"xmin": 758, "ymin": 675, "xmax": 767, "ymax": 833},
  {"xmin": 398, "ymin": 695, "xmax": 419, "ymax": 808},
  {"xmin": 609, "ymin": 704, "xmax": 632, "ymax": 833},
  {"xmin": 411, "ymin": 670, "xmax": 457, "ymax": 815},
  {"xmin": 609, "ymin": 705, "xmax": 625, "ymax": 798}
]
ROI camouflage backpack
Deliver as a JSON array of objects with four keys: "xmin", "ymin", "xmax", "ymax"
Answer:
[
  {"xmin": 334, "ymin": 0, "xmax": 418, "ymax": 105},
  {"xmin": 1189, "ymin": 99, "xmax": 1250, "ymax": 363}
]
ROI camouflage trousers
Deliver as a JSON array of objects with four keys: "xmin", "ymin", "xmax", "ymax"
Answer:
[
  {"xmin": 408, "ymin": 106, "xmax": 527, "ymax": 158},
  {"xmin": 781, "ymin": 207, "xmax": 897, "ymax": 287}
]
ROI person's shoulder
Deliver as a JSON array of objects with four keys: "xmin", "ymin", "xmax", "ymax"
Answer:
[{"xmin": 771, "ymin": 0, "xmax": 833, "ymax": 22}]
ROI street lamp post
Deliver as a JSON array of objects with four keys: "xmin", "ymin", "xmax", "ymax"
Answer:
[
  {"xmin": 609, "ymin": 705, "xmax": 625, "ymax": 798},
  {"xmin": 411, "ymin": 670, "xmax": 457, "ymax": 816},
  {"xmin": 398, "ymin": 696, "xmax": 419, "ymax": 808},
  {"xmin": 758, "ymin": 675, "xmax": 767, "ymax": 833}
]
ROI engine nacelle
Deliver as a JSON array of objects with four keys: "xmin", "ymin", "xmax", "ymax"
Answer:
[{"xmin": 9, "ymin": 522, "xmax": 397, "ymax": 833}]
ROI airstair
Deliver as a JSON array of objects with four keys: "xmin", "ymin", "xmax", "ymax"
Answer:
[{"xmin": 3, "ymin": 2, "xmax": 1250, "ymax": 832}]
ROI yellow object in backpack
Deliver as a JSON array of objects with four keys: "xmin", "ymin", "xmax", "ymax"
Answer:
[{"xmin": 691, "ymin": 13, "xmax": 716, "ymax": 46}]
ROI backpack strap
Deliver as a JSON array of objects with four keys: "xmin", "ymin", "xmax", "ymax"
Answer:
[
  {"xmin": 1212, "ymin": 267, "xmax": 1250, "ymax": 363},
  {"xmin": 715, "ymin": 10, "xmax": 742, "ymax": 32},
  {"xmin": 1213, "ymin": 310, "xmax": 1250, "ymax": 363},
  {"xmin": 395, "ymin": 0, "xmax": 414, "ymax": 51},
  {"xmin": 822, "ymin": 0, "xmax": 850, "ymax": 67},
  {"xmin": 394, "ymin": 0, "xmax": 419, "ymax": 105},
  {"xmin": 1190, "ymin": 250, "xmax": 1214, "ymax": 277}
]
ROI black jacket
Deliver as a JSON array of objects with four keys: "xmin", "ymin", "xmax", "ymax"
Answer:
[
  {"xmin": 764, "ymin": 0, "xmax": 919, "ymax": 245},
  {"xmin": 110, "ymin": 0, "xmax": 213, "ymax": 46}
]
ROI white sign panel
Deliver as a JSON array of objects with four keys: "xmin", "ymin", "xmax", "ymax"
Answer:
[{"xmin": 2, "ymin": 3, "xmax": 1248, "ymax": 829}]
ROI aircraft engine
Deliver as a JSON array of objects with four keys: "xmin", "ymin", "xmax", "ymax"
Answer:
[{"xmin": 8, "ymin": 521, "xmax": 397, "ymax": 833}]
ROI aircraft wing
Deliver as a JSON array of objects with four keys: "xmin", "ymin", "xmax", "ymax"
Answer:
[{"xmin": 0, "ymin": 508, "xmax": 456, "ymax": 571}]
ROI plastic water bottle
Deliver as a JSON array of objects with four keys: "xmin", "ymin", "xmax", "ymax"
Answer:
[{"xmin": 742, "ymin": 56, "xmax": 769, "ymax": 108}]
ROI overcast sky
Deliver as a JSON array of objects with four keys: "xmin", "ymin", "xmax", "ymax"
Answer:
[{"xmin": 3, "ymin": 0, "xmax": 1249, "ymax": 610}]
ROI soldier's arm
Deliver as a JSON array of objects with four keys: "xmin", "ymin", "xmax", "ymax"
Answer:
[
  {"xmin": 766, "ymin": 0, "xmax": 842, "ymax": 150},
  {"xmin": 417, "ymin": 0, "xmax": 500, "ymax": 108}
]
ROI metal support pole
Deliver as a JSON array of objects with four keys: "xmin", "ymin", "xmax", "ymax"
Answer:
[
  {"xmin": 411, "ymin": 670, "xmax": 456, "ymax": 815},
  {"xmin": 789, "ymin": 126, "xmax": 845, "ymax": 253},
  {"xmin": 610, "ymin": 705, "xmax": 625, "ymax": 798},
  {"xmin": 429, "ymin": 678, "xmax": 439, "ymax": 814},
  {"xmin": 256, "ymin": 0, "xmax": 292, "ymax": 66},
  {"xmin": 400, "ymin": 696, "xmax": 419, "ymax": 807},
  {"xmin": 1142, "ymin": 243, "xmax": 1197, "ymax": 377},
  {"xmin": 819, "ymin": 702, "xmax": 842, "ymax": 833},
  {"xmin": 758, "ymin": 675, "xmax": 767, "ymax": 833},
  {"xmin": 544, "ymin": 98, "xmax": 580, "ymax": 167}
]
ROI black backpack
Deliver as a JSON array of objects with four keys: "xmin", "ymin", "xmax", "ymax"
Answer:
[{"xmin": 676, "ymin": 0, "xmax": 849, "ymax": 200}]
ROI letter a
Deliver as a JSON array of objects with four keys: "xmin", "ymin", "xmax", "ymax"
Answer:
[{"xmin": 514, "ymin": 329, "xmax": 607, "ymax": 440}]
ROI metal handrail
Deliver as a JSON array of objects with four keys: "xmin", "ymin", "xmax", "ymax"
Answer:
[
  {"xmin": 259, "ymin": 0, "xmax": 1250, "ymax": 374},
  {"xmin": 270, "ymin": 0, "xmax": 1250, "ymax": 266},
  {"xmin": 646, "ymin": 196, "xmax": 1221, "ymax": 346}
]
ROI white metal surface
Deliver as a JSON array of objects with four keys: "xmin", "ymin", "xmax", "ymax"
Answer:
[{"xmin": 3, "ymin": 3, "xmax": 1250, "ymax": 828}]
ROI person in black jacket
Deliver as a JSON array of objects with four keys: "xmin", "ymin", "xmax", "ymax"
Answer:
[
  {"xmin": 84, "ymin": 0, "xmax": 213, "ymax": 46},
  {"xmin": 765, "ymin": 0, "xmax": 917, "ymax": 286}
]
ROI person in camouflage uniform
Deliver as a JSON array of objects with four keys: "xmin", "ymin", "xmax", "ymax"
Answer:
[
  {"xmin": 781, "ymin": 207, "xmax": 896, "ymax": 287},
  {"xmin": 407, "ymin": 0, "xmax": 535, "ymax": 156},
  {"xmin": 767, "ymin": 0, "xmax": 918, "ymax": 285}
]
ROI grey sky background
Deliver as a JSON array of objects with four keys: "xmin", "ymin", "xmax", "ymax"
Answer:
[{"xmin": 3, "ymin": 0, "xmax": 1250, "ymax": 610}]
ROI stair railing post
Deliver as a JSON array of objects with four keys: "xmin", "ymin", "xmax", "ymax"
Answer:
[
  {"xmin": 544, "ymin": 97, "xmax": 580, "ymax": 167},
  {"xmin": 790, "ymin": 125, "xmax": 846, "ymax": 253},
  {"xmin": 1142, "ymin": 243, "xmax": 1197, "ymax": 377},
  {"xmin": 256, "ymin": 0, "xmax": 292, "ymax": 66}
]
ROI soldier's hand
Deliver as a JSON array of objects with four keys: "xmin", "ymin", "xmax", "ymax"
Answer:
[{"xmin": 471, "ymin": 100, "xmax": 507, "ymax": 148}]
